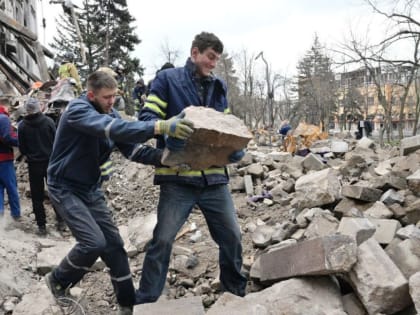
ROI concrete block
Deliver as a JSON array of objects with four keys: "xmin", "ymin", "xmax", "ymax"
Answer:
[
  {"xmin": 259, "ymin": 234, "xmax": 357, "ymax": 283},
  {"xmin": 161, "ymin": 106, "xmax": 252, "ymax": 170}
]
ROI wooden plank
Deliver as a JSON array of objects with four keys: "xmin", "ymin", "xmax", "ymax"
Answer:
[
  {"xmin": 33, "ymin": 42, "xmax": 50, "ymax": 81},
  {"xmin": 0, "ymin": 54, "xmax": 30, "ymax": 93},
  {"xmin": 0, "ymin": 11, "xmax": 37, "ymax": 41},
  {"xmin": 7, "ymin": 54, "xmax": 41, "ymax": 83}
]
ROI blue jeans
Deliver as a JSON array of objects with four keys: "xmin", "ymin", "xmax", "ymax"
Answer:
[
  {"xmin": 136, "ymin": 183, "xmax": 247, "ymax": 303},
  {"xmin": 0, "ymin": 160, "xmax": 21, "ymax": 217},
  {"xmin": 48, "ymin": 183, "xmax": 135, "ymax": 306}
]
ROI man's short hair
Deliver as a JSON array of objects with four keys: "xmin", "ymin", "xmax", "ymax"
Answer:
[
  {"xmin": 87, "ymin": 71, "xmax": 118, "ymax": 92},
  {"xmin": 191, "ymin": 32, "xmax": 223, "ymax": 54}
]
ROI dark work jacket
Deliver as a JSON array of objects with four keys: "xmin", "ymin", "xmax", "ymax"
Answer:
[
  {"xmin": 47, "ymin": 95, "xmax": 162, "ymax": 191},
  {"xmin": 18, "ymin": 113, "xmax": 56, "ymax": 162},
  {"xmin": 139, "ymin": 58, "xmax": 230, "ymax": 187}
]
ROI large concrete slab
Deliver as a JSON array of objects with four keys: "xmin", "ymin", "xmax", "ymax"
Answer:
[
  {"xmin": 134, "ymin": 296, "xmax": 205, "ymax": 315},
  {"xmin": 207, "ymin": 277, "xmax": 347, "ymax": 315},
  {"xmin": 342, "ymin": 185, "xmax": 382, "ymax": 202},
  {"xmin": 349, "ymin": 238, "xmax": 411, "ymax": 314},
  {"xmin": 400, "ymin": 135, "xmax": 420, "ymax": 156},
  {"xmin": 259, "ymin": 234, "xmax": 357, "ymax": 283},
  {"xmin": 161, "ymin": 106, "xmax": 253, "ymax": 170}
]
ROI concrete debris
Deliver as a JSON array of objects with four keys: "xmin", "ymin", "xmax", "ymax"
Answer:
[
  {"xmin": 3, "ymin": 132, "xmax": 420, "ymax": 314},
  {"xmin": 161, "ymin": 106, "xmax": 253, "ymax": 170}
]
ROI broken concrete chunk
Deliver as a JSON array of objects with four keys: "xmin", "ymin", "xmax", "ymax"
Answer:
[
  {"xmin": 134, "ymin": 296, "xmax": 205, "ymax": 315},
  {"xmin": 368, "ymin": 218, "xmax": 401, "ymax": 244},
  {"xmin": 338, "ymin": 217, "xmax": 376, "ymax": 245},
  {"xmin": 400, "ymin": 135, "xmax": 420, "ymax": 156},
  {"xmin": 409, "ymin": 272, "xmax": 420, "ymax": 314},
  {"xmin": 259, "ymin": 234, "xmax": 357, "ymax": 283},
  {"xmin": 161, "ymin": 106, "xmax": 253, "ymax": 170},
  {"xmin": 407, "ymin": 169, "xmax": 420, "ymax": 196},
  {"xmin": 349, "ymin": 238, "xmax": 410, "ymax": 314},
  {"xmin": 342, "ymin": 185, "xmax": 382, "ymax": 202}
]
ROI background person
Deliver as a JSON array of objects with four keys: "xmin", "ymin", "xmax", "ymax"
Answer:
[
  {"xmin": 18, "ymin": 98, "xmax": 64, "ymax": 235},
  {"xmin": 0, "ymin": 97, "xmax": 21, "ymax": 220},
  {"xmin": 58, "ymin": 51, "xmax": 82, "ymax": 95}
]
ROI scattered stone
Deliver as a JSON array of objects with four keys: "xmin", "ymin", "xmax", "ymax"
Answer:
[
  {"xmin": 407, "ymin": 169, "xmax": 420, "ymax": 196},
  {"xmin": 400, "ymin": 135, "xmax": 420, "ymax": 156},
  {"xmin": 342, "ymin": 185, "xmax": 383, "ymax": 202},
  {"xmin": 337, "ymin": 217, "xmax": 376, "ymax": 245},
  {"xmin": 348, "ymin": 238, "xmax": 411, "ymax": 314},
  {"xmin": 259, "ymin": 234, "xmax": 357, "ymax": 283},
  {"xmin": 368, "ymin": 218, "xmax": 401, "ymax": 244},
  {"xmin": 134, "ymin": 296, "xmax": 205, "ymax": 315}
]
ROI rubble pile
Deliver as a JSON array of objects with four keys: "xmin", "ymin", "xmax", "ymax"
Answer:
[{"xmin": 1, "ymin": 134, "xmax": 420, "ymax": 315}]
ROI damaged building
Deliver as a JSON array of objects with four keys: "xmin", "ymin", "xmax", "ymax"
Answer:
[{"xmin": 0, "ymin": 0, "xmax": 52, "ymax": 96}]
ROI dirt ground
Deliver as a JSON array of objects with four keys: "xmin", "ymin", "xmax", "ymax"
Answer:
[{"xmin": 4, "ymin": 150, "xmax": 289, "ymax": 315}]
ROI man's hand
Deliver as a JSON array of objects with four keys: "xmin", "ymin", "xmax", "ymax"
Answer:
[
  {"xmin": 166, "ymin": 136, "xmax": 187, "ymax": 151},
  {"xmin": 228, "ymin": 149, "xmax": 245, "ymax": 163},
  {"xmin": 155, "ymin": 112, "xmax": 194, "ymax": 140}
]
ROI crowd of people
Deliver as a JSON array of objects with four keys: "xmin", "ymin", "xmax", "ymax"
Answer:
[{"xmin": 0, "ymin": 32, "xmax": 248, "ymax": 315}]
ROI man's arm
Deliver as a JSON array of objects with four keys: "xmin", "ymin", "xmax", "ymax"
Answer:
[
  {"xmin": 116, "ymin": 142, "xmax": 163, "ymax": 167},
  {"xmin": 138, "ymin": 72, "xmax": 169, "ymax": 122},
  {"xmin": 17, "ymin": 123, "xmax": 28, "ymax": 155}
]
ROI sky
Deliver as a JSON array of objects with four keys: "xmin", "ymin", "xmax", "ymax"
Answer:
[{"xmin": 37, "ymin": 0, "xmax": 389, "ymax": 80}]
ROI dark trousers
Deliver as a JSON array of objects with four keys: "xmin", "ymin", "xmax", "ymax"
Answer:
[
  {"xmin": 48, "ymin": 183, "xmax": 135, "ymax": 307},
  {"xmin": 0, "ymin": 160, "xmax": 20, "ymax": 217},
  {"xmin": 28, "ymin": 161, "xmax": 62, "ymax": 227},
  {"xmin": 136, "ymin": 183, "xmax": 247, "ymax": 303}
]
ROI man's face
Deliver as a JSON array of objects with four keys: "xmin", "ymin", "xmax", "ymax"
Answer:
[
  {"xmin": 87, "ymin": 87, "xmax": 117, "ymax": 113},
  {"xmin": 191, "ymin": 47, "xmax": 220, "ymax": 77}
]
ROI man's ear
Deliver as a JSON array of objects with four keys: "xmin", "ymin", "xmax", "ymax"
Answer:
[
  {"xmin": 86, "ymin": 90, "xmax": 95, "ymax": 101},
  {"xmin": 191, "ymin": 47, "xmax": 199, "ymax": 61}
]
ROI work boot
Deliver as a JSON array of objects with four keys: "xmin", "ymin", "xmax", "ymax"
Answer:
[
  {"xmin": 44, "ymin": 272, "xmax": 71, "ymax": 306},
  {"xmin": 56, "ymin": 221, "xmax": 66, "ymax": 232},
  {"xmin": 37, "ymin": 225, "xmax": 47, "ymax": 236},
  {"xmin": 117, "ymin": 305, "xmax": 133, "ymax": 315}
]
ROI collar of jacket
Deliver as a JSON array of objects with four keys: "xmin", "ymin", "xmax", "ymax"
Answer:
[
  {"xmin": 185, "ymin": 58, "xmax": 215, "ymax": 84},
  {"xmin": 80, "ymin": 94, "xmax": 106, "ymax": 114}
]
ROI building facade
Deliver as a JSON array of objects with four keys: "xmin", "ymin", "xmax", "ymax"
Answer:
[
  {"xmin": 0, "ymin": 0, "xmax": 39, "ymax": 91},
  {"xmin": 335, "ymin": 66, "xmax": 419, "ymax": 132}
]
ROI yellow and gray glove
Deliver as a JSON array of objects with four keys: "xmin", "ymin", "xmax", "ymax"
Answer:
[{"xmin": 155, "ymin": 112, "xmax": 194, "ymax": 140}]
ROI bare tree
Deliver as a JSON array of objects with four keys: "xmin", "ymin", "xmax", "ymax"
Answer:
[
  {"xmin": 364, "ymin": 0, "xmax": 420, "ymax": 137},
  {"xmin": 234, "ymin": 49, "xmax": 264, "ymax": 129},
  {"xmin": 159, "ymin": 37, "xmax": 181, "ymax": 66},
  {"xmin": 213, "ymin": 52, "xmax": 241, "ymax": 115}
]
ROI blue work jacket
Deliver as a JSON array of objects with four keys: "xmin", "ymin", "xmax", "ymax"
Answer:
[
  {"xmin": 48, "ymin": 95, "xmax": 161, "ymax": 190},
  {"xmin": 139, "ymin": 58, "xmax": 230, "ymax": 187}
]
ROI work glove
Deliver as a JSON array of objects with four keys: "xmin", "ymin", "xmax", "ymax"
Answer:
[
  {"xmin": 166, "ymin": 136, "xmax": 187, "ymax": 151},
  {"xmin": 228, "ymin": 149, "xmax": 245, "ymax": 163},
  {"xmin": 155, "ymin": 112, "xmax": 194, "ymax": 140}
]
